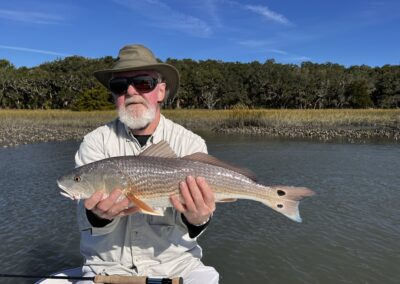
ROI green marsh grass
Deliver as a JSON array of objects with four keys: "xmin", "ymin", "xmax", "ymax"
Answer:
[
  {"xmin": 0, "ymin": 109, "xmax": 399, "ymax": 129},
  {"xmin": 163, "ymin": 109, "xmax": 400, "ymax": 129},
  {"xmin": 0, "ymin": 109, "xmax": 398, "ymax": 147}
]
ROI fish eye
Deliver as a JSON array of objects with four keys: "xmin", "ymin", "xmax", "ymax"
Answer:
[{"xmin": 74, "ymin": 176, "xmax": 81, "ymax": 182}]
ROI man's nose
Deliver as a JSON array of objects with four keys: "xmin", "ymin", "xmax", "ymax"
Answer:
[{"xmin": 126, "ymin": 84, "xmax": 140, "ymax": 96}]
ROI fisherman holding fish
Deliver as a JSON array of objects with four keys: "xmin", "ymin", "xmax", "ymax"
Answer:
[
  {"xmin": 58, "ymin": 44, "xmax": 314, "ymax": 284},
  {"xmin": 72, "ymin": 45, "xmax": 219, "ymax": 283}
]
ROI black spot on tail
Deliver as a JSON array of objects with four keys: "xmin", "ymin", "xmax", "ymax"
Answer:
[
  {"xmin": 277, "ymin": 190, "xmax": 286, "ymax": 196},
  {"xmin": 277, "ymin": 204, "xmax": 283, "ymax": 209}
]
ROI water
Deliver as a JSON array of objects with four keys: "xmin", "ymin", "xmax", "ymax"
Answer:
[{"xmin": 0, "ymin": 134, "xmax": 399, "ymax": 283}]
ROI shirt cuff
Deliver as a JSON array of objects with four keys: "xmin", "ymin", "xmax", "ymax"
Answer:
[
  {"xmin": 181, "ymin": 214, "xmax": 212, "ymax": 238},
  {"xmin": 86, "ymin": 209, "xmax": 113, "ymax": 227}
]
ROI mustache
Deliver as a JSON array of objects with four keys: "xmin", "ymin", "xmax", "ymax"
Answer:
[{"xmin": 124, "ymin": 97, "xmax": 148, "ymax": 107}]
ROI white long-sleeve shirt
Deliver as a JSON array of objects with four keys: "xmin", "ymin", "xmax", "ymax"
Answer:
[{"xmin": 74, "ymin": 114, "xmax": 208, "ymax": 278}]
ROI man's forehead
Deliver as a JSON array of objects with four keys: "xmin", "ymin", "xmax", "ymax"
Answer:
[{"xmin": 112, "ymin": 70, "xmax": 159, "ymax": 77}]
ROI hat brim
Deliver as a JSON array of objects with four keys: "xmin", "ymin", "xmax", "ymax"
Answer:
[{"xmin": 94, "ymin": 63, "xmax": 179, "ymax": 97}]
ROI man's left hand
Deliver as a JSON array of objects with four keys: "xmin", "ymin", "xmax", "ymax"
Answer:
[{"xmin": 170, "ymin": 176, "xmax": 216, "ymax": 226}]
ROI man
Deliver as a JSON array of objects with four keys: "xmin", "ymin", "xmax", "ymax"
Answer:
[{"xmin": 75, "ymin": 44, "xmax": 219, "ymax": 283}]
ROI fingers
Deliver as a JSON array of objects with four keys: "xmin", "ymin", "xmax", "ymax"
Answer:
[
  {"xmin": 170, "ymin": 194, "xmax": 187, "ymax": 213},
  {"xmin": 180, "ymin": 177, "xmax": 197, "ymax": 212},
  {"xmin": 84, "ymin": 190, "xmax": 104, "ymax": 210},
  {"xmin": 182, "ymin": 176, "xmax": 215, "ymax": 211},
  {"xmin": 172, "ymin": 176, "xmax": 216, "ymax": 225},
  {"xmin": 96, "ymin": 189, "xmax": 125, "ymax": 212},
  {"xmin": 119, "ymin": 206, "xmax": 140, "ymax": 217},
  {"xmin": 85, "ymin": 189, "xmax": 136, "ymax": 220},
  {"xmin": 196, "ymin": 177, "xmax": 216, "ymax": 211}
]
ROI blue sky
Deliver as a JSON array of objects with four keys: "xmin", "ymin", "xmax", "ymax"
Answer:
[{"xmin": 0, "ymin": 0, "xmax": 399, "ymax": 68}]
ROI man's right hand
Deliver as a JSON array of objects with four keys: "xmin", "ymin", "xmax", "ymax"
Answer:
[{"xmin": 84, "ymin": 189, "xmax": 139, "ymax": 220}]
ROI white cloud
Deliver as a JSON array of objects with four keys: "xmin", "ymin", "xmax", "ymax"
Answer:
[
  {"xmin": 244, "ymin": 5, "xmax": 292, "ymax": 26},
  {"xmin": 285, "ymin": 56, "xmax": 311, "ymax": 62},
  {"xmin": 0, "ymin": 45, "xmax": 72, "ymax": 57},
  {"xmin": 113, "ymin": 0, "xmax": 212, "ymax": 37},
  {"xmin": 268, "ymin": 49, "xmax": 288, "ymax": 55},
  {"xmin": 202, "ymin": 0, "xmax": 222, "ymax": 27},
  {"xmin": 236, "ymin": 39, "xmax": 310, "ymax": 62},
  {"xmin": 0, "ymin": 9, "xmax": 63, "ymax": 24},
  {"xmin": 237, "ymin": 40, "xmax": 274, "ymax": 48}
]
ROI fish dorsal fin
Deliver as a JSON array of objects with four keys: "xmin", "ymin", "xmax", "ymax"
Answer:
[
  {"xmin": 140, "ymin": 141, "xmax": 177, "ymax": 158},
  {"xmin": 182, "ymin": 152, "xmax": 257, "ymax": 182}
]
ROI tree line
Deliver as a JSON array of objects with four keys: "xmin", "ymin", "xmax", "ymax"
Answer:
[{"xmin": 0, "ymin": 56, "xmax": 399, "ymax": 110}]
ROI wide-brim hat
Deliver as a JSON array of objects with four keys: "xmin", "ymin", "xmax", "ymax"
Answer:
[{"xmin": 94, "ymin": 44, "xmax": 179, "ymax": 97}]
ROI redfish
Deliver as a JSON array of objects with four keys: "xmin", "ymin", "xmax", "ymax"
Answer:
[{"xmin": 57, "ymin": 141, "xmax": 314, "ymax": 222}]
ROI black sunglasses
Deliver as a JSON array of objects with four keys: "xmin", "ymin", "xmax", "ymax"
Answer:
[{"xmin": 109, "ymin": 75, "xmax": 160, "ymax": 94}]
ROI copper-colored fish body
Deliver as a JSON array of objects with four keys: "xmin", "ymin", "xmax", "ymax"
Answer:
[{"xmin": 57, "ymin": 142, "xmax": 314, "ymax": 222}]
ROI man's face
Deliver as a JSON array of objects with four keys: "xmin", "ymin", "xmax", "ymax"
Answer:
[{"xmin": 111, "ymin": 70, "xmax": 166, "ymax": 130}]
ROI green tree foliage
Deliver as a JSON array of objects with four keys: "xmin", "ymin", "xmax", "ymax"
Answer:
[
  {"xmin": 345, "ymin": 80, "xmax": 373, "ymax": 108},
  {"xmin": 0, "ymin": 55, "xmax": 399, "ymax": 110},
  {"xmin": 71, "ymin": 85, "xmax": 114, "ymax": 111}
]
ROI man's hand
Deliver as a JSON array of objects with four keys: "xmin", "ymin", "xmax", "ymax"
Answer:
[
  {"xmin": 84, "ymin": 189, "xmax": 139, "ymax": 220},
  {"xmin": 170, "ymin": 176, "xmax": 216, "ymax": 226}
]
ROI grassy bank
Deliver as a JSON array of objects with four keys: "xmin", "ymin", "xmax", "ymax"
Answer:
[{"xmin": 0, "ymin": 109, "xmax": 399, "ymax": 147}]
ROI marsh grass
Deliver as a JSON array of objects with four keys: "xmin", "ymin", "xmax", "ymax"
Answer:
[
  {"xmin": 1, "ymin": 108, "xmax": 399, "ymax": 129},
  {"xmin": 0, "ymin": 109, "xmax": 399, "ymax": 147},
  {"xmin": 0, "ymin": 109, "xmax": 117, "ymax": 128},
  {"xmin": 163, "ymin": 109, "xmax": 400, "ymax": 129}
]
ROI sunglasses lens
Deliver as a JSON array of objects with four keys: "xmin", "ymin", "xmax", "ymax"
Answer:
[
  {"xmin": 131, "ymin": 76, "xmax": 157, "ymax": 92},
  {"xmin": 109, "ymin": 78, "xmax": 128, "ymax": 94},
  {"xmin": 109, "ymin": 75, "xmax": 158, "ymax": 94}
]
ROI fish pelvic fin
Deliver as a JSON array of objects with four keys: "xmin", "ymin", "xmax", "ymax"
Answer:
[
  {"xmin": 218, "ymin": 198, "xmax": 238, "ymax": 203},
  {"xmin": 264, "ymin": 186, "xmax": 315, "ymax": 222},
  {"xmin": 126, "ymin": 193, "xmax": 164, "ymax": 216}
]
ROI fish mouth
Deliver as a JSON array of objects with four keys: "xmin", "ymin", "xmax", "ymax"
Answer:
[{"xmin": 57, "ymin": 180, "xmax": 79, "ymax": 200}]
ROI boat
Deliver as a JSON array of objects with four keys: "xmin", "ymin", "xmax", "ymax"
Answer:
[{"xmin": 35, "ymin": 267, "xmax": 83, "ymax": 284}]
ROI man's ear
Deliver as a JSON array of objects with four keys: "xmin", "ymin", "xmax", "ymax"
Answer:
[{"xmin": 157, "ymin": 83, "xmax": 166, "ymax": 103}]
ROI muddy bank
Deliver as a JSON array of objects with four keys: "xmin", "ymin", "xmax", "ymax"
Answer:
[
  {"xmin": 0, "ymin": 124, "xmax": 96, "ymax": 148},
  {"xmin": 214, "ymin": 126, "xmax": 400, "ymax": 143},
  {"xmin": 1, "ymin": 124, "xmax": 399, "ymax": 148}
]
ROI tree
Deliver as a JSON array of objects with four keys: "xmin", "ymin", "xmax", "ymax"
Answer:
[
  {"xmin": 71, "ymin": 85, "xmax": 114, "ymax": 111},
  {"xmin": 345, "ymin": 80, "xmax": 374, "ymax": 108}
]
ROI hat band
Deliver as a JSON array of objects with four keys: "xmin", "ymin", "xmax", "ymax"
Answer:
[{"xmin": 113, "ymin": 59, "xmax": 158, "ymax": 70}]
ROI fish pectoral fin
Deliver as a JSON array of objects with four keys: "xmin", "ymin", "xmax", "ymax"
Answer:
[
  {"xmin": 218, "ymin": 198, "xmax": 238, "ymax": 203},
  {"xmin": 126, "ymin": 193, "xmax": 163, "ymax": 216}
]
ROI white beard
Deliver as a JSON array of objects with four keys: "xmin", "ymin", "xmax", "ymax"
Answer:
[{"xmin": 118, "ymin": 103, "xmax": 156, "ymax": 130}]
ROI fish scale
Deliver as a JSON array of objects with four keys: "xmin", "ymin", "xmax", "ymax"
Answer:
[
  {"xmin": 115, "ymin": 156, "xmax": 258, "ymax": 207},
  {"xmin": 57, "ymin": 142, "xmax": 314, "ymax": 222}
]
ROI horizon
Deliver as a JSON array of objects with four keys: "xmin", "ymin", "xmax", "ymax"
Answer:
[{"xmin": 1, "ymin": 0, "xmax": 399, "ymax": 68}]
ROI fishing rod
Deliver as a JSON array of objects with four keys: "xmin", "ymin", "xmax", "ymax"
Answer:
[{"xmin": 0, "ymin": 273, "xmax": 183, "ymax": 284}]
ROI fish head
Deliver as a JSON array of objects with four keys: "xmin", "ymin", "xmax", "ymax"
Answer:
[{"xmin": 57, "ymin": 160, "xmax": 129, "ymax": 200}]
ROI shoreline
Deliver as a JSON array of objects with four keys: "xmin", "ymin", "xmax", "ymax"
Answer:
[
  {"xmin": 215, "ymin": 125, "xmax": 399, "ymax": 143},
  {"xmin": 0, "ymin": 109, "xmax": 399, "ymax": 148},
  {"xmin": 1, "ymin": 124, "xmax": 398, "ymax": 148}
]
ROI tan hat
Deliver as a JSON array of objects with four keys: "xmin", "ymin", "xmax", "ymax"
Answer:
[{"xmin": 94, "ymin": 44, "xmax": 179, "ymax": 97}]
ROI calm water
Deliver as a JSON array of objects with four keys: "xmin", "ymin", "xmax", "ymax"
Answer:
[{"xmin": 0, "ymin": 134, "xmax": 399, "ymax": 284}]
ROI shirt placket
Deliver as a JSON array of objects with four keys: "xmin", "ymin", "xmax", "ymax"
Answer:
[{"xmin": 130, "ymin": 214, "xmax": 149, "ymax": 275}]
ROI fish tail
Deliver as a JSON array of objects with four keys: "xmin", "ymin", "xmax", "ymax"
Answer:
[{"xmin": 263, "ymin": 186, "xmax": 315, "ymax": 222}]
